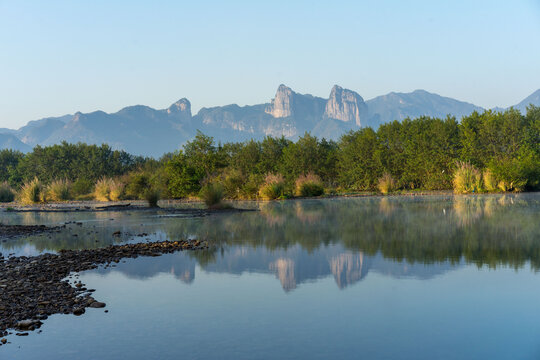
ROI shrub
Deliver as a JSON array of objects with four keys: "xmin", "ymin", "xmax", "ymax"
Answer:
[
  {"xmin": 200, "ymin": 182, "xmax": 224, "ymax": 207},
  {"xmin": 452, "ymin": 162, "xmax": 482, "ymax": 194},
  {"xmin": 0, "ymin": 182, "xmax": 15, "ymax": 203},
  {"xmin": 94, "ymin": 177, "xmax": 124, "ymax": 201},
  {"xmin": 241, "ymin": 173, "xmax": 263, "ymax": 199},
  {"xmin": 377, "ymin": 173, "xmax": 396, "ymax": 195},
  {"xmin": 72, "ymin": 178, "xmax": 94, "ymax": 197},
  {"xmin": 295, "ymin": 173, "xmax": 324, "ymax": 197},
  {"xmin": 221, "ymin": 169, "xmax": 245, "ymax": 199},
  {"xmin": 18, "ymin": 178, "xmax": 44, "ymax": 204},
  {"xmin": 482, "ymin": 169, "xmax": 497, "ymax": 192},
  {"xmin": 124, "ymin": 172, "xmax": 150, "ymax": 199},
  {"xmin": 47, "ymin": 179, "xmax": 72, "ymax": 201},
  {"xmin": 489, "ymin": 158, "xmax": 528, "ymax": 192},
  {"xmin": 259, "ymin": 174, "xmax": 286, "ymax": 200},
  {"xmin": 144, "ymin": 188, "xmax": 161, "ymax": 207}
]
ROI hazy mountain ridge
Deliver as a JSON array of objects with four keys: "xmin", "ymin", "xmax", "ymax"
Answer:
[{"xmin": 1, "ymin": 86, "xmax": 538, "ymax": 157}]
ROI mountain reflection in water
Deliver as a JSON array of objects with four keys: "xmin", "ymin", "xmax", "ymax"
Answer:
[{"xmin": 1, "ymin": 193, "xmax": 539, "ymax": 291}]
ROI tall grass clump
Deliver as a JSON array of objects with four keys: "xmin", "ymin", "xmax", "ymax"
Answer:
[
  {"xmin": 199, "ymin": 182, "xmax": 224, "ymax": 208},
  {"xmin": 94, "ymin": 177, "xmax": 123, "ymax": 201},
  {"xmin": 295, "ymin": 173, "xmax": 324, "ymax": 197},
  {"xmin": 482, "ymin": 169, "xmax": 497, "ymax": 192},
  {"xmin": 0, "ymin": 182, "xmax": 15, "ymax": 203},
  {"xmin": 259, "ymin": 174, "xmax": 286, "ymax": 200},
  {"xmin": 377, "ymin": 173, "xmax": 396, "ymax": 195},
  {"xmin": 452, "ymin": 162, "xmax": 482, "ymax": 194},
  {"xmin": 18, "ymin": 178, "xmax": 44, "ymax": 204},
  {"xmin": 47, "ymin": 179, "xmax": 72, "ymax": 201},
  {"xmin": 144, "ymin": 188, "xmax": 161, "ymax": 207}
]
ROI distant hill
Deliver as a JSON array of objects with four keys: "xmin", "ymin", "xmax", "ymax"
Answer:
[
  {"xmin": 365, "ymin": 89, "xmax": 484, "ymax": 126},
  {"xmin": 1, "ymin": 86, "xmax": 538, "ymax": 157},
  {"xmin": 0, "ymin": 133, "xmax": 31, "ymax": 153},
  {"xmin": 512, "ymin": 89, "xmax": 540, "ymax": 114}
]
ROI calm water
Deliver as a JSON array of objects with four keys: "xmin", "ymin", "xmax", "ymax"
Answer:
[{"xmin": 1, "ymin": 194, "xmax": 540, "ymax": 359}]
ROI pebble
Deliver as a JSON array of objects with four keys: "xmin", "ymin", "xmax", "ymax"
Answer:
[{"xmin": 0, "ymin": 239, "xmax": 207, "ymax": 341}]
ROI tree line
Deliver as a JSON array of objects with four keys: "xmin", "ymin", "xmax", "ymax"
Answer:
[{"xmin": 0, "ymin": 106, "xmax": 538, "ymax": 201}]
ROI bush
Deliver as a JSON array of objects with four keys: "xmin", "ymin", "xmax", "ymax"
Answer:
[
  {"xmin": 18, "ymin": 178, "xmax": 44, "ymax": 204},
  {"xmin": 200, "ymin": 182, "xmax": 224, "ymax": 207},
  {"xmin": 72, "ymin": 178, "xmax": 94, "ymax": 197},
  {"xmin": 452, "ymin": 162, "xmax": 482, "ymax": 194},
  {"xmin": 295, "ymin": 173, "xmax": 324, "ymax": 197},
  {"xmin": 241, "ymin": 173, "xmax": 263, "ymax": 199},
  {"xmin": 144, "ymin": 188, "xmax": 161, "ymax": 207},
  {"xmin": 221, "ymin": 169, "xmax": 245, "ymax": 199},
  {"xmin": 259, "ymin": 174, "xmax": 286, "ymax": 200},
  {"xmin": 124, "ymin": 172, "xmax": 150, "ymax": 199},
  {"xmin": 47, "ymin": 179, "xmax": 72, "ymax": 201},
  {"xmin": 0, "ymin": 182, "xmax": 15, "ymax": 203},
  {"xmin": 482, "ymin": 169, "xmax": 497, "ymax": 192},
  {"xmin": 94, "ymin": 177, "xmax": 124, "ymax": 201},
  {"xmin": 377, "ymin": 173, "xmax": 396, "ymax": 195},
  {"xmin": 489, "ymin": 158, "xmax": 528, "ymax": 192}
]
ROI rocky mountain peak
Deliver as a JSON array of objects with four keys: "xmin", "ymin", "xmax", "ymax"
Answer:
[
  {"xmin": 167, "ymin": 98, "xmax": 191, "ymax": 116},
  {"xmin": 265, "ymin": 84, "xmax": 296, "ymax": 118},
  {"xmin": 324, "ymin": 85, "xmax": 367, "ymax": 126}
]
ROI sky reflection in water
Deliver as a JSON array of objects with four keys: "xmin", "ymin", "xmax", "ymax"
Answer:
[{"xmin": 2, "ymin": 194, "xmax": 540, "ymax": 359}]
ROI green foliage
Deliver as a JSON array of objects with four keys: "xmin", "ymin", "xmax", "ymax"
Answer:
[
  {"xmin": 0, "ymin": 149, "xmax": 23, "ymax": 186},
  {"xmin": 489, "ymin": 158, "xmax": 528, "ymax": 192},
  {"xmin": 337, "ymin": 128, "xmax": 380, "ymax": 190},
  {"xmin": 199, "ymin": 182, "xmax": 224, "ymax": 207},
  {"xmin": 47, "ymin": 179, "xmax": 72, "ymax": 201},
  {"xmin": 144, "ymin": 188, "xmax": 161, "ymax": 207},
  {"xmin": 18, "ymin": 178, "xmax": 44, "ymax": 204},
  {"xmin": 124, "ymin": 172, "xmax": 150, "ymax": 199},
  {"xmin": 259, "ymin": 174, "xmax": 286, "ymax": 200},
  {"xmin": 295, "ymin": 173, "xmax": 324, "ymax": 197},
  {"xmin": 0, "ymin": 182, "xmax": 15, "ymax": 203},
  {"xmin": 1, "ymin": 106, "xmax": 538, "ymax": 197},
  {"xmin": 377, "ymin": 173, "xmax": 396, "ymax": 195},
  {"xmin": 453, "ymin": 162, "xmax": 482, "ymax": 194},
  {"xmin": 72, "ymin": 178, "xmax": 94, "ymax": 197},
  {"xmin": 14, "ymin": 142, "xmax": 142, "ymax": 185}
]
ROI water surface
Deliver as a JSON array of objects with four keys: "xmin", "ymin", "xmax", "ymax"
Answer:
[{"xmin": 2, "ymin": 194, "xmax": 540, "ymax": 359}]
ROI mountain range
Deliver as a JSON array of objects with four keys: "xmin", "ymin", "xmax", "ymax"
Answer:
[{"xmin": 1, "ymin": 85, "xmax": 538, "ymax": 157}]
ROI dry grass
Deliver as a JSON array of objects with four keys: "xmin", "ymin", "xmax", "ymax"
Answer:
[
  {"xmin": 18, "ymin": 178, "xmax": 44, "ymax": 204},
  {"xmin": 377, "ymin": 173, "xmax": 396, "ymax": 195},
  {"xmin": 259, "ymin": 173, "xmax": 286, "ymax": 200},
  {"xmin": 47, "ymin": 179, "xmax": 72, "ymax": 201},
  {"xmin": 94, "ymin": 177, "xmax": 124, "ymax": 201},
  {"xmin": 482, "ymin": 169, "xmax": 497, "ymax": 192},
  {"xmin": 452, "ymin": 162, "xmax": 482, "ymax": 194}
]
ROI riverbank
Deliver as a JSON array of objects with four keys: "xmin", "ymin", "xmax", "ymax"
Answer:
[
  {"xmin": 0, "ymin": 190, "xmax": 464, "ymax": 212},
  {"xmin": 0, "ymin": 239, "xmax": 207, "ymax": 346}
]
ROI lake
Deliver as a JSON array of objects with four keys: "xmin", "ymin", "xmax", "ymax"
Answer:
[{"xmin": 1, "ymin": 194, "xmax": 540, "ymax": 359}]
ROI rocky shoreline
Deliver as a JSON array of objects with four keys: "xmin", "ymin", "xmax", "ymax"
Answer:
[
  {"xmin": 0, "ymin": 224, "xmax": 66, "ymax": 240},
  {"xmin": 0, "ymin": 239, "xmax": 207, "ymax": 346}
]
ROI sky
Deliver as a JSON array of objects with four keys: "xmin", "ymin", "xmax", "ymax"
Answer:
[{"xmin": 0, "ymin": 0, "xmax": 539, "ymax": 129}]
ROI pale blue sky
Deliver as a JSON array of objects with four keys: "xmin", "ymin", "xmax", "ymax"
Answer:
[{"xmin": 1, "ymin": 0, "xmax": 539, "ymax": 128}]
